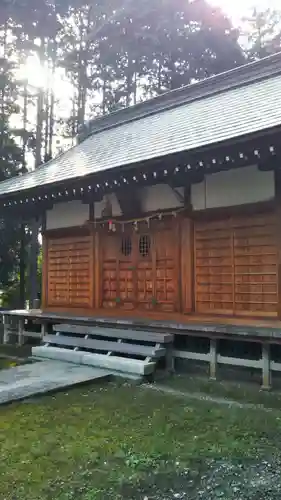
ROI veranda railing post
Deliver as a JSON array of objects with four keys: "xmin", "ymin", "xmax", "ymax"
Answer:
[
  {"xmin": 18, "ymin": 317, "xmax": 24, "ymax": 346},
  {"xmin": 41, "ymin": 322, "xmax": 47, "ymax": 339},
  {"xmin": 166, "ymin": 342, "xmax": 175, "ymax": 373},
  {"xmin": 261, "ymin": 342, "xmax": 271, "ymax": 390},
  {"xmin": 209, "ymin": 338, "xmax": 217, "ymax": 380},
  {"xmin": 3, "ymin": 314, "xmax": 9, "ymax": 344}
]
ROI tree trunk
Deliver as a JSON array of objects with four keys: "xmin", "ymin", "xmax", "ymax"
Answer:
[
  {"xmin": 157, "ymin": 59, "xmax": 162, "ymax": 94},
  {"xmin": 48, "ymin": 90, "xmax": 54, "ymax": 158},
  {"xmin": 44, "ymin": 88, "xmax": 49, "ymax": 161},
  {"xmin": 77, "ymin": 11, "xmax": 89, "ymax": 129},
  {"xmin": 133, "ymin": 71, "xmax": 137, "ymax": 105},
  {"xmin": 126, "ymin": 54, "xmax": 133, "ymax": 107},
  {"xmin": 29, "ymin": 85, "xmax": 44, "ymax": 306},
  {"xmin": 0, "ymin": 20, "xmax": 8, "ymax": 148},
  {"xmin": 19, "ymin": 81, "xmax": 28, "ymax": 307},
  {"xmin": 102, "ymin": 77, "xmax": 106, "ymax": 115},
  {"xmin": 48, "ymin": 40, "xmax": 57, "ymax": 159}
]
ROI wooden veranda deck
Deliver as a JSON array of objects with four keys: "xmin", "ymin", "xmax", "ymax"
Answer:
[
  {"xmin": 3, "ymin": 308, "xmax": 281, "ymax": 341},
  {"xmin": 2, "ymin": 309, "xmax": 281, "ymax": 389}
]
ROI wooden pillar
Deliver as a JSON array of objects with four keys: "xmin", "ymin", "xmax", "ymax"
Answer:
[
  {"xmin": 18, "ymin": 318, "xmax": 25, "ymax": 346},
  {"xmin": 261, "ymin": 343, "xmax": 271, "ymax": 390},
  {"xmin": 41, "ymin": 235, "xmax": 48, "ymax": 310},
  {"xmin": 94, "ymin": 231, "xmax": 100, "ymax": 309},
  {"xmin": 209, "ymin": 338, "xmax": 217, "ymax": 380},
  {"xmin": 180, "ymin": 217, "xmax": 194, "ymax": 313},
  {"xmin": 19, "ymin": 222, "xmax": 26, "ymax": 308},
  {"xmin": 274, "ymin": 170, "xmax": 281, "ymax": 319},
  {"xmin": 89, "ymin": 227, "xmax": 95, "ymax": 310},
  {"xmin": 166, "ymin": 342, "xmax": 175, "ymax": 373}
]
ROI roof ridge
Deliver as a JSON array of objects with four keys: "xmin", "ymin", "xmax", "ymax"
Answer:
[{"xmin": 79, "ymin": 52, "xmax": 281, "ymax": 142}]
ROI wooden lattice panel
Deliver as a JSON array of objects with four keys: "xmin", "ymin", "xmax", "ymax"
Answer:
[
  {"xmin": 195, "ymin": 218, "xmax": 234, "ymax": 314},
  {"xmin": 153, "ymin": 225, "xmax": 178, "ymax": 312},
  {"xmin": 233, "ymin": 213, "xmax": 278, "ymax": 316},
  {"xmin": 47, "ymin": 235, "xmax": 91, "ymax": 308},
  {"xmin": 194, "ymin": 212, "xmax": 278, "ymax": 317}
]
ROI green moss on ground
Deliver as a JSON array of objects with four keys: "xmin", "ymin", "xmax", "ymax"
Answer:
[
  {"xmin": 0, "ymin": 344, "xmax": 32, "ymax": 359},
  {"xmin": 1, "ymin": 380, "xmax": 281, "ymax": 499},
  {"xmin": 159, "ymin": 373, "xmax": 281, "ymax": 409},
  {"xmin": 0, "ymin": 358, "xmax": 17, "ymax": 370}
]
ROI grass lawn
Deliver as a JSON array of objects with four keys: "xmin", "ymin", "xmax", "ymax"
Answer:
[
  {"xmin": 0, "ymin": 358, "xmax": 18, "ymax": 370},
  {"xmin": 1, "ymin": 380, "xmax": 281, "ymax": 499},
  {"xmin": 159, "ymin": 372, "xmax": 281, "ymax": 409}
]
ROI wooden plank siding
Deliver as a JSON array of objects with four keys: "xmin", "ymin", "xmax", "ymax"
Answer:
[
  {"xmin": 194, "ymin": 212, "xmax": 278, "ymax": 317},
  {"xmin": 46, "ymin": 232, "xmax": 93, "ymax": 309},
  {"xmin": 43, "ymin": 207, "xmax": 281, "ymax": 321}
]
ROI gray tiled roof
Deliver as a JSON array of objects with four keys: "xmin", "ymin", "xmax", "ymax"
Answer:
[{"xmin": 1, "ymin": 67, "xmax": 281, "ymax": 198}]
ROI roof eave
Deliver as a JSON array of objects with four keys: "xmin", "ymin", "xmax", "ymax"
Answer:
[{"xmin": 1, "ymin": 125, "xmax": 280, "ymax": 206}]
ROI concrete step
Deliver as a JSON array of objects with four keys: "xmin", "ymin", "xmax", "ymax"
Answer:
[
  {"xmin": 0, "ymin": 361, "xmax": 111, "ymax": 405},
  {"xmin": 32, "ymin": 346, "xmax": 156, "ymax": 376}
]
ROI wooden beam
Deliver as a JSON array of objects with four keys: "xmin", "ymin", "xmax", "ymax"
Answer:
[
  {"xmin": 89, "ymin": 202, "xmax": 95, "ymax": 221},
  {"xmin": 275, "ymin": 170, "xmax": 281, "ymax": 319},
  {"xmin": 42, "ymin": 225, "xmax": 90, "ymax": 238},
  {"xmin": 167, "ymin": 185, "xmax": 184, "ymax": 204},
  {"xmin": 94, "ymin": 231, "xmax": 101, "ymax": 309},
  {"xmin": 90, "ymin": 226, "xmax": 95, "ymax": 310}
]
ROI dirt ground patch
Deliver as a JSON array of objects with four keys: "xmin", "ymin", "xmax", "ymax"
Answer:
[{"xmin": 118, "ymin": 459, "xmax": 281, "ymax": 499}]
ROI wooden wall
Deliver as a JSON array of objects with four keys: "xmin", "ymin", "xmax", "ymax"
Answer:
[
  {"xmin": 42, "ymin": 229, "xmax": 94, "ymax": 310},
  {"xmin": 42, "ymin": 206, "xmax": 280, "ymax": 320},
  {"xmin": 194, "ymin": 211, "xmax": 278, "ymax": 317}
]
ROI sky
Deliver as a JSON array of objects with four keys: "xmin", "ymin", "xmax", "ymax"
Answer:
[{"xmin": 210, "ymin": 0, "xmax": 280, "ymax": 23}]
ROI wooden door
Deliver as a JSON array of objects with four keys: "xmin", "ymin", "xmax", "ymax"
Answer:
[
  {"xmin": 134, "ymin": 219, "xmax": 179, "ymax": 313},
  {"xmin": 47, "ymin": 233, "xmax": 92, "ymax": 308},
  {"xmin": 135, "ymin": 232, "xmax": 154, "ymax": 311},
  {"xmin": 194, "ymin": 211, "xmax": 278, "ymax": 317},
  {"xmin": 153, "ymin": 221, "xmax": 179, "ymax": 312},
  {"xmin": 101, "ymin": 231, "xmax": 136, "ymax": 310},
  {"xmin": 101, "ymin": 218, "xmax": 180, "ymax": 314}
]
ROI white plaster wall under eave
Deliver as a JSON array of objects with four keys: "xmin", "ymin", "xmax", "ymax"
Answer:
[
  {"xmin": 94, "ymin": 185, "xmax": 184, "ymax": 219},
  {"xmin": 191, "ymin": 165, "xmax": 275, "ymax": 211},
  {"xmin": 94, "ymin": 193, "xmax": 122, "ymax": 219},
  {"xmin": 46, "ymin": 200, "xmax": 89, "ymax": 230},
  {"xmin": 140, "ymin": 185, "xmax": 184, "ymax": 212}
]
